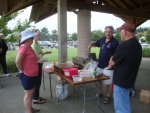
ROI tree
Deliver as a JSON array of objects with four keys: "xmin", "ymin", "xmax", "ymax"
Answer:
[
  {"xmin": 13, "ymin": 19, "xmax": 32, "ymax": 32},
  {"xmin": 146, "ymin": 28, "xmax": 150, "ymax": 43},
  {"xmin": 114, "ymin": 33, "xmax": 121, "ymax": 42},
  {"xmin": 50, "ymin": 29, "xmax": 58, "ymax": 41},
  {"xmin": 0, "ymin": 10, "xmax": 24, "ymax": 39},
  {"xmin": 136, "ymin": 27, "xmax": 148, "ymax": 33},
  {"xmin": 91, "ymin": 30, "xmax": 103, "ymax": 41},
  {"xmin": 40, "ymin": 27, "xmax": 50, "ymax": 41},
  {"xmin": 137, "ymin": 32, "xmax": 145, "ymax": 38},
  {"xmin": 8, "ymin": 19, "xmax": 32, "ymax": 42},
  {"xmin": 70, "ymin": 33, "xmax": 77, "ymax": 41}
]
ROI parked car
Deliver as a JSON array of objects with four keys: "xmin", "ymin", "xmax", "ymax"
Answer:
[
  {"xmin": 73, "ymin": 41, "xmax": 77, "ymax": 48},
  {"xmin": 38, "ymin": 41, "xmax": 54, "ymax": 49},
  {"xmin": 53, "ymin": 43, "xmax": 69, "ymax": 48},
  {"xmin": 54, "ymin": 43, "xmax": 58, "ymax": 48},
  {"xmin": 140, "ymin": 43, "xmax": 149, "ymax": 47},
  {"xmin": 6, "ymin": 42, "xmax": 16, "ymax": 50}
]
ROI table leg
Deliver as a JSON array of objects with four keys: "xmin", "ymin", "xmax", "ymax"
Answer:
[
  {"xmin": 73, "ymin": 86, "xmax": 79, "ymax": 98},
  {"xmin": 97, "ymin": 81, "xmax": 100, "ymax": 108},
  {"xmin": 97, "ymin": 81, "xmax": 105, "ymax": 113},
  {"xmin": 49, "ymin": 74, "xmax": 52, "ymax": 98},
  {"xmin": 42, "ymin": 70, "xmax": 45, "ymax": 90},
  {"xmin": 82, "ymin": 85, "xmax": 86, "ymax": 113}
]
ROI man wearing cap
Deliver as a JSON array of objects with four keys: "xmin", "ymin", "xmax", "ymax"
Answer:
[
  {"xmin": 107, "ymin": 22, "xmax": 142, "ymax": 113},
  {"xmin": 0, "ymin": 33, "xmax": 10, "ymax": 77}
]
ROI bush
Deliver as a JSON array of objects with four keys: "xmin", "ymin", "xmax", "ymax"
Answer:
[
  {"xmin": 1, "ymin": 47, "xmax": 150, "ymax": 73},
  {"xmin": 142, "ymin": 47, "xmax": 150, "ymax": 57},
  {"xmin": 0, "ymin": 57, "xmax": 18, "ymax": 73},
  {"xmin": 7, "ymin": 57, "xmax": 18, "ymax": 73}
]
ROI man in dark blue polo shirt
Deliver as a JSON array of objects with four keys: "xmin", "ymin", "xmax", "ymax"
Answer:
[
  {"xmin": 108, "ymin": 22, "xmax": 142, "ymax": 113},
  {"xmin": 88, "ymin": 26, "xmax": 119, "ymax": 104}
]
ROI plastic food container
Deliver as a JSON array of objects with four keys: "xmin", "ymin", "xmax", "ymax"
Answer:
[
  {"xmin": 79, "ymin": 70, "xmax": 92, "ymax": 77},
  {"xmin": 72, "ymin": 75, "xmax": 82, "ymax": 82},
  {"xmin": 103, "ymin": 68, "xmax": 114, "ymax": 85},
  {"xmin": 63, "ymin": 68, "xmax": 78, "ymax": 78}
]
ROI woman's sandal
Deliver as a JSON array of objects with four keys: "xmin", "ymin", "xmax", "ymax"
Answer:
[
  {"xmin": 103, "ymin": 97, "xmax": 111, "ymax": 104},
  {"xmin": 93, "ymin": 93, "xmax": 103, "ymax": 98},
  {"xmin": 33, "ymin": 98, "xmax": 45, "ymax": 104},
  {"xmin": 32, "ymin": 107, "xmax": 40, "ymax": 112}
]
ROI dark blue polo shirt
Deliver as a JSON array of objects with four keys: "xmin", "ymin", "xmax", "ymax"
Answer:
[{"xmin": 95, "ymin": 36, "xmax": 119, "ymax": 69}]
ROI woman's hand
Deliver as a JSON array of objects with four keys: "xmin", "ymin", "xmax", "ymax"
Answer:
[{"xmin": 42, "ymin": 51, "xmax": 52, "ymax": 56}]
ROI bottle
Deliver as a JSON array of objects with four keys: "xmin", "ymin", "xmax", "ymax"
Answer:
[
  {"xmin": 93, "ymin": 70, "xmax": 97, "ymax": 78},
  {"xmin": 132, "ymin": 89, "xmax": 135, "ymax": 96},
  {"xmin": 52, "ymin": 62, "xmax": 55, "ymax": 70}
]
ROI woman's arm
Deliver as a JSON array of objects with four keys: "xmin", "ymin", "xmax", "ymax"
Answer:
[
  {"xmin": 15, "ymin": 53, "xmax": 24, "ymax": 72},
  {"xmin": 42, "ymin": 51, "xmax": 52, "ymax": 56}
]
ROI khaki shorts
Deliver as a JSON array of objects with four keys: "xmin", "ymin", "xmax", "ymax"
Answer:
[{"xmin": 96, "ymin": 67, "xmax": 113, "ymax": 85}]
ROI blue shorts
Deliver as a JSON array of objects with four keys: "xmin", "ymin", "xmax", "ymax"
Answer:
[{"xmin": 19, "ymin": 73, "xmax": 36, "ymax": 90}]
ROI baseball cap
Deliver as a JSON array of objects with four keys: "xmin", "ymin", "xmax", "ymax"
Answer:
[{"xmin": 117, "ymin": 22, "xmax": 136, "ymax": 32}]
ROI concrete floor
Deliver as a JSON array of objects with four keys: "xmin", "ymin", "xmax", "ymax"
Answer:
[{"xmin": 0, "ymin": 58, "xmax": 150, "ymax": 113}]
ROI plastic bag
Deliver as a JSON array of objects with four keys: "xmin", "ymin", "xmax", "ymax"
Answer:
[
  {"xmin": 83, "ymin": 60, "xmax": 98, "ymax": 73},
  {"xmin": 38, "ymin": 57, "xmax": 48, "ymax": 63}
]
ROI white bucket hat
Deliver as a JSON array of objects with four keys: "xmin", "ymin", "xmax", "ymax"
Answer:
[{"xmin": 20, "ymin": 29, "xmax": 37, "ymax": 43}]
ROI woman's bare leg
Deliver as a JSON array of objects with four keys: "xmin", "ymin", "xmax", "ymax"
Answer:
[{"xmin": 24, "ymin": 88, "xmax": 35, "ymax": 113}]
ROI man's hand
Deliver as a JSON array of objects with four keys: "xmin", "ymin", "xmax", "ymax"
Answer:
[
  {"xmin": 0, "ymin": 48, "xmax": 2, "ymax": 53},
  {"xmin": 107, "ymin": 56, "xmax": 115, "ymax": 69},
  {"xmin": 88, "ymin": 43, "xmax": 92, "ymax": 51}
]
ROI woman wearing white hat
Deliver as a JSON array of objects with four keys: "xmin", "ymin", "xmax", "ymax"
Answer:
[{"xmin": 15, "ymin": 29, "xmax": 40, "ymax": 113}]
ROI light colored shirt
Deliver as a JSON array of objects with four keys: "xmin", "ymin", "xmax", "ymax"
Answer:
[
  {"xmin": 31, "ymin": 40, "xmax": 43, "ymax": 57},
  {"xmin": 18, "ymin": 44, "xmax": 39, "ymax": 76}
]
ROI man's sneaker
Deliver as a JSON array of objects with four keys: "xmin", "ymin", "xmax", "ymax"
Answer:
[{"xmin": 4, "ymin": 74, "xmax": 10, "ymax": 77}]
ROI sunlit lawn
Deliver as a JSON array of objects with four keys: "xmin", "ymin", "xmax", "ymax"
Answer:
[{"xmin": 6, "ymin": 47, "xmax": 100, "ymax": 62}]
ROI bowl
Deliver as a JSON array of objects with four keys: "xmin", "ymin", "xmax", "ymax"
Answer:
[{"xmin": 72, "ymin": 75, "xmax": 82, "ymax": 82}]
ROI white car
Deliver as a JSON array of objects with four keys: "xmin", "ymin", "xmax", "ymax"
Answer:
[
  {"xmin": 140, "ymin": 43, "xmax": 149, "ymax": 47},
  {"xmin": 38, "ymin": 41, "xmax": 54, "ymax": 49}
]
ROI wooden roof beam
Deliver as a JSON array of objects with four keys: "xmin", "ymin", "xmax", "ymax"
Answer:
[
  {"xmin": 44, "ymin": 0, "xmax": 57, "ymax": 6},
  {"xmin": 87, "ymin": 4, "xmax": 150, "ymax": 19},
  {"xmin": 4, "ymin": 0, "xmax": 41, "ymax": 16},
  {"xmin": 132, "ymin": 4, "xmax": 150, "ymax": 12},
  {"xmin": 35, "ymin": 9, "xmax": 57, "ymax": 23},
  {"xmin": 128, "ymin": 0, "xmax": 138, "ymax": 8},
  {"xmin": 119, "ymin": 0, "xmax": 131, "ymax": 9},
  {"xmin": 0, "ymin": 0, "xmax": 8, "ymax": 14}
]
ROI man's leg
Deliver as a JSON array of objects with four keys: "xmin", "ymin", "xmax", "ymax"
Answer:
[
  {"xmin": 113, "ymin": 84, "xmax": 131, "ymax": 113},
  {"xmin": 103, "ymin": 84, "xmax": 112, "ymax": 104},
  {"xmin": 1, "ymin": 56, "xmax": 10, "ymax": 76},
  {"xmin": 106, "ymin": 84, "xmax": 112, "ymax": 97}
]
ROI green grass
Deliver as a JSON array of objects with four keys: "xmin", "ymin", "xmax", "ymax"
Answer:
[{"xmin": 6, "ymin": 47, "xmax": 100, "ymax": 62}]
